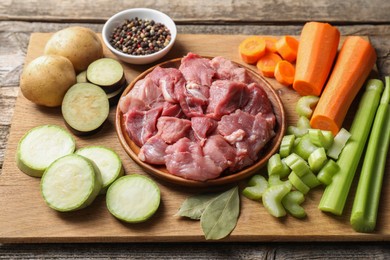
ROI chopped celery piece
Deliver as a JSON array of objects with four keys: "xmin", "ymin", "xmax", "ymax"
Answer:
[
  {"xmin": 294, "ymin": 137, "xmax": 301, "ymax": 147},
  {"xmin": 351, "ymin": 76, "xmax": 390, "ymax": 233},
  {"xmin": 242, "ymin": 175, "xmax": 269, "ymax": 200},
  {"xmin": 262, "ymin": 182, "xmax": 292, "ymax": 218},
  {"xmin": 268, "ymin": 174, "xmax": 289, "ymax": 186},
  {"xmin": 308, "ymin": 128, "xmax": 333, "ymax": 149},
  {"xmin": 296, "ymin": 95, "xmax": 319, "ymax": 118},
  {"xmin": 284, "ymin": 153, "xmax": 310, "ymax": 177},
  {"xmin": 319, "ymin": 79, "xmax": 384, "ymax": 216},
  {"xmin": 282, "ymin": 191, "xmax": 306, "ymax": 218},
  {"xmin": 300, "ymin": 170, "xmax": 321, "ymax": 189},
  {"xmin": 308, "ymin": 147, "xmax": 328, "ymax": 172},
  {"xmin": 317, "ymin": 159, "xmax": 339, "ymax": 186},
  {"xmin": 279, "ymin": 135, "xmax": 295, "ymax": 158},
  {"xmin": 287, "ymin": 116, "xmax": 311, "ymax": 137},
  {"xmin": 267, "ymin": 154, "xmax": 290, "ymax": 178},
  {"xmin": 288, "ymin": 171, "xmax": 310, "ymax": 194},
  {"xmin": 327, "ymin": 128, "xmax": 351, "ymax": 160},
  {"xmin": 321, "ymin": 130, "xmax": 334, "ymax": 150},
  {"xmin": 293, "ymin": 134, "xmax": 318, "ymax": 160}
]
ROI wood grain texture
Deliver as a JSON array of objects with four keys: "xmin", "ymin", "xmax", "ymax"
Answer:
[
  {"xmin": 0, "ymin": 33, "xmax": 389, "ymax": 244},
  {"xmin": 1, "ymin": 0, "xmax": 389, "ymax": 24}
]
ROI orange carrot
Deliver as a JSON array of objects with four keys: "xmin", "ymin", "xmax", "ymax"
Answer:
[
  {"xmin": 256, "ymin": 52, "xmax": 282, "ymax": 77},
  {"xmin": 275, "ymin": 36, "xmax": 299, "ymax": 63},
  {"xmin": 263, "ymin": 36, "xmax": 278, "ymax": 53},
  {"xmin": 239, "ymin": 36, "xmax": 266, "ymax": 64},
  {"xmin": 274, "ymin": 60, "xmax": 295, "ymax": 86},
  {"xmin": 293, "ymin": 22, "xmax": 340, "ymax": 96},
  {"xmin": 310, "ymin": 36, "xmax": 377, "ymax": 135}
]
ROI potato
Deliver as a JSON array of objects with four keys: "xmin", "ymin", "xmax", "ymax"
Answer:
[
  {"xmin": 20, "ymin": 55, "xmax": 76, "ymax": 107},
  {"xmin": 44, "ymin": 26, "xmax": 103, "ymax": 72}
]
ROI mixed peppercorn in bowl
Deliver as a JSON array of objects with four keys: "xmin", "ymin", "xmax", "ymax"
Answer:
[{"xmin": 102, "ymin": 8, "xmax": 177, "ymax": 64}]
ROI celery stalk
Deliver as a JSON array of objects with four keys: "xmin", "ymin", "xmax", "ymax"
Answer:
[
  {"xmin": 350, "ymin": 76, "xmax": 390, "ymax": 232},
  {"xmin": 319, "ymin": 79, "xmax": 384, "ymax": 215}
]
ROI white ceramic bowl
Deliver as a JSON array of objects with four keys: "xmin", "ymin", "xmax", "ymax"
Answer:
[{"xmin": 102, "ymin": 8, "xmax": 177, "ymax": 65}]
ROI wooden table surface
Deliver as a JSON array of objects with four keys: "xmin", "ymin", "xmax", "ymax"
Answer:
[{"xmin": 1, "ymin": 0, "xmax": 389, "ymax": 258}]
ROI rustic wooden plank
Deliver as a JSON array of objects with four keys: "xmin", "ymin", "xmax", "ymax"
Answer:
[
  {"xmin": 1, "ymin": 33, "xmax": 389, "ymax": 244},
  {"xmin": 0, "ymin": 0, "xmax": 389, "ymax": 24}
]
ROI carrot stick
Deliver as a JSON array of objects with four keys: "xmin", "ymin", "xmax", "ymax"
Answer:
[
  {"xmin": 275, "ymin": 36, "xmax": 299, "ymax": 63},
  {"xmin": 239, "ymin": 36, "xmax": 266, "ymax": 64},
  {"xmin": 310, "ymin": 36, "xmax": 377, "ymax": 135},
  {"xmin": 293, "ymin": 22, "xmax": 340, "ymax": 96},
  {"xmin": 274, "ymin": 60, "xmax": 295, "ymax": 86},
  {"xmin": 256, "ymin": 52, "xmax": 282, "ymax": 77}
]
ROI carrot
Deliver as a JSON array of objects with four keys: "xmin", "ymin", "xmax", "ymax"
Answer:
[
  {"xmin": 275, "ymin": 36, "xmax": 299, "ymax": 63},
  {"xmin": 256, "ymin": 52, "xmax": 282, "ymax": 77},
  {"xmin": 239, "ymin": 36, "xmax": 266, "ymax": 64},
  {"xmin": 310, "ymin": 36, "xmax": 377, "ymax": 135},
  {"xmin": 263, "ymin": 36, "xmax": 278, "ymax": 53},
  {"xmin": 274, "ymin": 60, "xmax": 295, "ymax": 86},
  {"xmin": 293, "ymin": 22, "xmax": 340, "ymax": 96}
]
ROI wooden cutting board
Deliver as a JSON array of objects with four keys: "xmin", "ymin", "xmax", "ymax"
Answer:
[{"xmin": 0, "ymin": 33, "xmax": 389, "ymax": 243}]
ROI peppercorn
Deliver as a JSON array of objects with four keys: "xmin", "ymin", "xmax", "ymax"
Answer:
[{"xmin": 109, "ymin": 18, "xmax": 171, "ymax": 56}]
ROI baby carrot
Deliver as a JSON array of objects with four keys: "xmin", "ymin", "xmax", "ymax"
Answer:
[
  {"xmin": 274, "ymin": 60, "xmax": 295, "ymax": 86},
  {"xmin": 293, "ymin": 22, "xmax": 340, "ymax": 96},
  {"xmin": 275, "ymin": 36, "xmax": 299, "ymax": 63},
  {"xmin": 239, "ymin": 36, "xmax": 266, "ymax": 64},
  {"xmin": 310, "ymin": 36, "xmax": 377, "ymax": 135},
  {"xmin": 256, "ymin": 52, "xmax": 282, "ymax": 77}
]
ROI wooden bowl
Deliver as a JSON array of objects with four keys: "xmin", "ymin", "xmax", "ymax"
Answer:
[{"xmin": 115, "ymin": 57, "xmax": 286, "ymax": 188}]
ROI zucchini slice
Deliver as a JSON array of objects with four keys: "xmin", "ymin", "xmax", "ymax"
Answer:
[
  {"xmin": 76, "ymin": 146, "xmax": 124, "ymax": 194},
  {"xmin": 87, "ymin": 58, "xmax": 125, "ymax": 93},
  {"xmin": 62, "ymin": 82, "xmax": 109, "ymax": 135},
  {"xmin": 16, "ymin": 125, "xmax": 75, "ymax": 177},
  {"xmin": 41, "ymin": 154, "xmax": 102, "ymax": 212},
  {"xmin": 106, "ymin": 174, "xmax": 161, "ymax": 223}
]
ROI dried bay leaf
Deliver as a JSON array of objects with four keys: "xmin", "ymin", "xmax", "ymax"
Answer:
[
  {"xmin": 176, "ymin": 193, "xmax": 219, "ymax": 219},
  {"xmin": 200, "ymin": 186, "xmax": 240, "ymax": 240}
]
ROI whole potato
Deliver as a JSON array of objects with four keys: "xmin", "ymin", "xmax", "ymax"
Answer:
[
  {"xmin": 44, "ymin": 26, "xmax": 103, "ymax": 72},
  {"xmin": 20, "ymin": 55, "xmax": 76, "ymax": 107}
]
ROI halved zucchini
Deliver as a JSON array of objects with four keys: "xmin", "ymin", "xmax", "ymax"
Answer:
[
  {"xmin": 76, "ymin": 146, "xmax": 124, "ymax": 194},
  {"xmin": 106, "ymin": 174, "xmax": 161, "ymax": 223},
  {"xmin": 16, "ymin": 125, "xmax": 75, "ymax": 177},
  {"xmin": 41, "ymin": 154, "xmax": 102, "ymax": 212}
]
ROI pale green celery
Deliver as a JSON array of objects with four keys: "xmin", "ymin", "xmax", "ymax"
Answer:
[
  {"xmin": 268, "ymin": 174, "xmax": 289, "ymax": 186},
  {"xmin": 319, "ymin": 79, "xmax": 384, "ymax": 216},
  {"xmin": 327, "ymin": 128, "xmax": 351, "ymax": 160},
  {"xmin": 300, "ymin": 170, "xmax": 321, "ymax": 189},
  {"xmin": 242, "ymin": 175, "xmax": 269, "ymax": 200},
  {"xmin": 282, "ymin": 191, "xmax": 306, "ymax": 218},
  {"xmin": 321, "ymin": 130, "xmax": 334, "ymax": 150},
  {"xmin": 317, "ymin": 159, "xmax": 339, "ymax": 186},
  {"xmin": 262, "ymin": 182, "xmax": 292, "ymax": 218},
  {"xmin": 308, "ymin": 147, "xmax": 328, "ymax": 172},
  {"xmin": 288, "ymin": 171, "xmax": 310, "ymax": 195},
  {"xmin": 287, "ymin": 116, "xmax": 311, "ymax": 137},
  {"xmin": 267, "ymin": 153, "xmax": 290, "ymax": 178},
  {"xmin": 284, "ymin": 153, "xmax": 310, "ymax": 177},
  {"xmin": 279, "ymin": 135, "xmax": 295, "ymax": 158},
  {"xmin": 308, "ymin": 129, "xmax": 334, "ymax": 150},
  {"xmin": 296, "ymin": 95, "xmax": 320, "ymax": 118},
  {"xmin": 351, "ymin": 76, "xmax": 390, "ymax": 233},
  {"xmin": 293, "ymin": 134, "xmax": 318, "ymax": 160}
]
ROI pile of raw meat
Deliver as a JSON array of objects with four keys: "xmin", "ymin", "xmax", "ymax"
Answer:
[{"xmin": 119, "ymin": 53, "xmax": 276, "ymax": 181}]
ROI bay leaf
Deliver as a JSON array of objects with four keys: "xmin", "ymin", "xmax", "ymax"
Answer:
[
  {"xmin": 200, "ymin": 186, "xmax": 240, "ymax": 240},
  {"xmin": 176, "ymin": 193, "xmax": 219, "ymax": 220}
]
